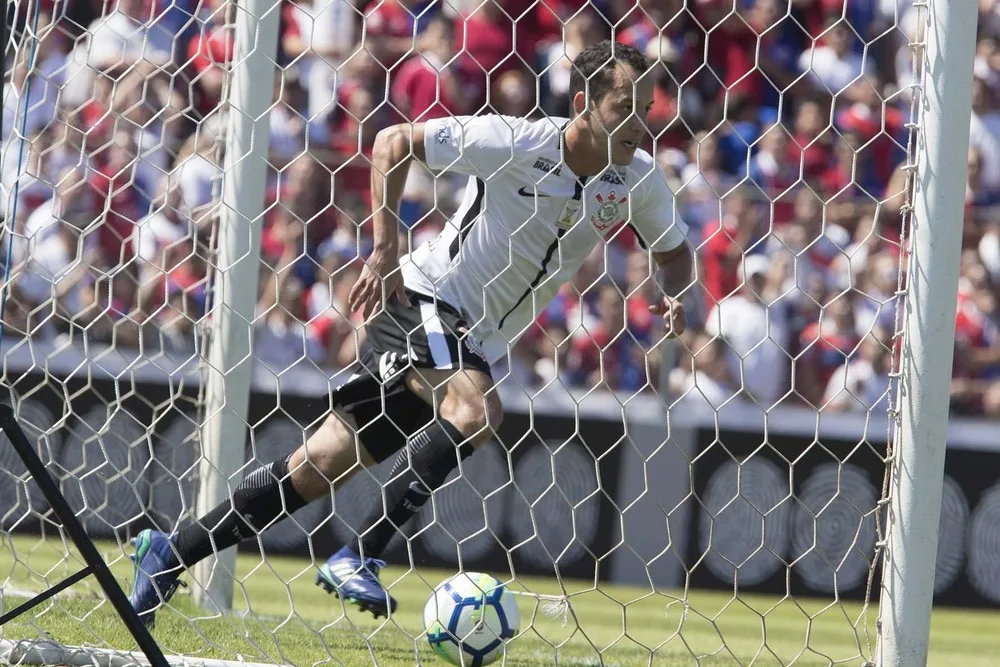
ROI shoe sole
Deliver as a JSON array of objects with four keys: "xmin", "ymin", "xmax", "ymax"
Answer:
[{"xmin": 315, "ymin": 569, "xmax": 394, "ymax": 619}]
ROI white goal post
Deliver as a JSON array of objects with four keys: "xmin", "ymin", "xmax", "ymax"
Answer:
[
  {"xmin": 876, "ymin": 0, "xmax": 978, "ymax": 664},
  {"xmin": 0, "ymin": 0, "xmax": 988, "ymax": 665},
  {"xmin": 194, "ymin": 0, "xmax": 281, "ymax": 614}
]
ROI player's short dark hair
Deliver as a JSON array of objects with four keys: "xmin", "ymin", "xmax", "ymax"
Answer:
[{"xmin": 569, "ymin": 40, "xmax": 650, "ymax": 114}]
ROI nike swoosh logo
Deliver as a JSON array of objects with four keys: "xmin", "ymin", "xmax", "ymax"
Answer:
[{"xmin": 518, "ymin": 186, "xmax": 550, "ymax": 198}]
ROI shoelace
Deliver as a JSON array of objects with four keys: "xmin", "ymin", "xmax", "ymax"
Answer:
[
  {"xmin": 131, "ymin": 551, "xmax": 188, "ymax": 601},
  {"xmin": 361, "ymin": 558, "xmax": 388, "ymax": 577},
  {"xmin": 161, "ymin": 578, "xmax": 188, "ymax": 602}
]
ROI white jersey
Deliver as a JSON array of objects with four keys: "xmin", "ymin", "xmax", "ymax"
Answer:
[{"xmin": 401, "ymin": 114, "xmax": 688, "ymax": 364}]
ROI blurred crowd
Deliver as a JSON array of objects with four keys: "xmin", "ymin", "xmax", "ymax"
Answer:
[{"xmin": 3, "ymin": 0, "xmax": 1000, "ymax": 416}]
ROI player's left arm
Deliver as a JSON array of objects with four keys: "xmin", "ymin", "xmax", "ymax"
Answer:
[
  {"xmin": 650, "ymin": 243, "xmax": 693, "ymax": 338},
  {"xmin": 629, "ymin": 168, "xmax": 694, "ymax": 338}
]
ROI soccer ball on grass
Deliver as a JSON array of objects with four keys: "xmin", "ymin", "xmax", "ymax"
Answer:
[{"xmin": 423, "ymin": 572, "xmax": 520, "ymax": 666}]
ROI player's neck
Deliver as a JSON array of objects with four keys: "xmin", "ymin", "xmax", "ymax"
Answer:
[{"xmin": 561, "ymin": 119, "xmax": 609, "ymax": 177}]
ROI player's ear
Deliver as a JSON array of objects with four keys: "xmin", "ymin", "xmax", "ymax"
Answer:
[{"xmin": 571, "ymin": 91, "xmax": 589, "ymax": 117}]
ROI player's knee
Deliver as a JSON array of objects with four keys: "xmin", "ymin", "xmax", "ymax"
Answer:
[
  {"xmin": 485, "ymin": 394, "xmax": 504, "ymax": 434},
  {"xmin": 443, "ymin": 394, "xmax": 503, "ymax": 445},
  {"xmin": 293, "ymin": 413, "xmax": 366, "ymax": 489}
]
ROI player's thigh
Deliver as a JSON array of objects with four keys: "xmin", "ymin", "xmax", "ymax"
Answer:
[
  {"xmin": 288, "ymin": 410, "xmax": 373, "ymax": 490},
  {"xmin": 404, "ymin": 367, "xmax": 502, "ymax": 436},
  {"xmin": 366, "ymin": 288, "xmax": 500, "ymax": 437}
]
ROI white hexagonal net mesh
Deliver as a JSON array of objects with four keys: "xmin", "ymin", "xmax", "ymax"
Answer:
[{"xmin": 0, "ymin": 1, "xmax": 988, "ymax": 666}]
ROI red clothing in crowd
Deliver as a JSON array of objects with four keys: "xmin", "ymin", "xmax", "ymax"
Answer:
[
  {"xmin": 837, "ymin": 104, "xmax": 906, "ymax": 190},
  {"xmin": 454, "ymin": 7, "xmax": 530, "ymax": 109},
  {"xmin": 955, "ymin": 284, "xmax": 997, "ymax": 352},
  {"xmin": 700, "ymin": 218, "xmax": 746, "ymax": 304},
  {"xmin": 788, "ymin": 132, "xmax": 833, "ymax": 181},
  {"xmin": 799, "ymin": 321, "xmax": 859, "ymax": 391},
  {"xmin": 89, "ymin": 165, "xmax": 141, "ymax": 263},
  {"xmin": 327, "ymin": 82, "xmax": 378, "ymax": 210},
  {"xmin": 366, "ymin": 0, "xmax": 414, "ymax": 41},
  {"xmin": 79, "ymin": 101, "xmax": 114, "ymax": 164},
  {"xmin": 391, "ymin": 54, "xmax": 460, "ymax": 121},
  {"xmin": 186, "ymin": 26, "xmax": 235, "ymax": 112}
]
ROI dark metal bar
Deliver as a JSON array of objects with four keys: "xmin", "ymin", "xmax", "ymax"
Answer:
[
  {"xmin": 0, "ymin": 565, "xmax": 93, "ymax": 625},
  {"xmin": 0, "ymin": 402, "xmax": 169, "ymax": 667}
]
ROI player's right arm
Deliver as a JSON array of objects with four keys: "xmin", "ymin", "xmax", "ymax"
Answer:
[
  {"xmin": 349, "ymin": 115, "xmax": 521, "ymax": 318},
  {"xmin": 348, "ymin": 122, "xmax": 427, "ymax": 319}
]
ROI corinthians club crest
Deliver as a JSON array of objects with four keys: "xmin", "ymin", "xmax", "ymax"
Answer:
[{"xmin": 591, "ymin": 191, "xmax": 628, "ymax": 232}]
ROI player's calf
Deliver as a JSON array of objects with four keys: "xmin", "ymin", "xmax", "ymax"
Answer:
[{"xmin": 316, "ymin": 416, "xmax": 473, "ymax": 618}]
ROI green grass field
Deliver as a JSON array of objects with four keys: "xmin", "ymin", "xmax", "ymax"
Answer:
[{"xmin": 0, "ymin": 534, "xmax": 995, "ymax": 666}]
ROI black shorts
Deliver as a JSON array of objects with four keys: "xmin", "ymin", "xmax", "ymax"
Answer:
[{"xmin": 331, "ymin": 289, "xmax": 492, "ymax": 462}]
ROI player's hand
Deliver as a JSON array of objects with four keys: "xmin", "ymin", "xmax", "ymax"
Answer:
[
  {"xmin": 650, "ymin": 296, "xmax": 686, "ymax": 338},
  {"xmin": 348, "ymin": 249, "xmax": 410, "ymax": 320}
]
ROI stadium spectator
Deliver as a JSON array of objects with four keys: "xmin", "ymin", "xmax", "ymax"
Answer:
[
  {"xmin": 255, "ymin": 272, "xmax": 327, "ymax": 371},
  {"xmin": 1, "ymin": 12, "xmax": 66, "ymax": 144},
  {"xmin": 797, "ymin": 292, "xmax": 860, "ymax": 406},
  {"xmin": 4, "ymin": 0, "xmax": 1000, "ymax": 418},
  {"xmin": 10, "ymin": 168, "xmax": 98, "ymax": 332},
  {"xmin": 327, "ymin": 271, "xmax": 366, "ymax": 367},
  {"xmin": 823, "ymin": 328, "xmax": 892, "ymax": 413},
  {"xmin": 138, "ymin": 235, "xmax": 208, "ymax": 332},
  {"xmin": 704, "ymin": 0, "xmax": 794, "ymax": 111},
  {"xmin": 63, "ymin": 0, "xmax": 174, "ymax": 110},
  {"xmin": 391, "ymin": 14, "xmax": 465, "ymax": 122},
  {"xmin": 185, "ymin": 0, "xmax": 236, "ymax": 114},
  {"xmin": 749, "ymin": 123, "xmax": 797, "ymax": 225},
  {"xmin": 89, "ymin": 130, "xmax": 146, "ymax": 266},
  {"xmin": 797, "ymin": 18, "xmax": 871, "ymax": 98},
  {"xmin": 268, "ymin": 74, "xmax": 309, "ymax": 168},
  {"xmin": 172, "ymin": 120, "xmax": 224, "ymax": 227},
  {"xmin": 364, "ymin": 0, "xmax": 437, "ymax": 70},
  {"xmin": 820, "ymin": 132, "xmax": 865, "ymax": 225},
  {"xmin": 566, "ymin": 281, "xmax": 649, "ymax": 391},
  {"xmin": 136, "ymin": 179, "xmax": 195, "ymax": 285},
  {"xmin": 854, "ymin": 250, "xmax": 901, "ymax": 339},
  {"xmin": 20, "ymin": 165, "xmax": 98, "ymax": 264},
  {"xmin": 491, "ymin": 70, "xmax": 537, "ymax": 118},
  {"xmin": 699, "ymin": 187, "xmax": 766, "ymax": 307},
  {"xmin": 704, "ymin": 253, "xmax": 792, "ymax": 408},
  {"xmin": 623, "ymin": 251, "xmax": 656, "ymax": 344},
  {"xmin": 835, "ymin": 79, "xmax": 906, "ymax": 195},
  {"xmin": 679, "ymin": 131, "xmax": 731, "ymax": 234},
  {"xmin": 454, "ymin": 0, "xmax": 532, "ymax": 112},
  {"xmin": 283, "ymin": 0, "xmax": 358, "ymax": 124},
  {"xmin": 532, "ymin": 323, "xmax": 573, "ymax": 387},
  {"xmin": 669, "ymin": 330, "xmax": 739, "ymax": 408},
  {"xmin": 542, "ymin": 10, "xmax": 604, "ymax": 113},
  {"xmin": 968, "ymin": 74, "xmax": 1000, "ymax": 196},
  {"xmin": 788, "ymin": 98, "xmax": 834, "ymax": 181}
]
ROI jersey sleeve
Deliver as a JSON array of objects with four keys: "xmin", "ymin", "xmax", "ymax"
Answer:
[
  {"xmin": 629, "ymin": 166, "xmax": 689, "ymax": 252},
  {"xmin": 423, "ymin": 115, "xmax": 524, "ymax": 178}
]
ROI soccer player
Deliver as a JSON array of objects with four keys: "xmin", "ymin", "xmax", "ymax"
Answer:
[{"xmin": 130, "ymin": 40, "xmax": 692, "ymax": 625}]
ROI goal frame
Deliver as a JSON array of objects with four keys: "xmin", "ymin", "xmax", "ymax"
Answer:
[
  {"xmin": 188, "ymin": 1, "xmax": 980, "ymax": 663},
  {"xmin": 0, "ymin": 0, "xmax": 981, "ymax": 663},
  {"xmin": 875, "ymin": 0, "xmax": 978, "ymax": 664}
]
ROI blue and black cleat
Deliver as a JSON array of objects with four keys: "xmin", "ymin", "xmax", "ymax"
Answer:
[
  {"xmin": 129, "ymin": 529, "xmax": 186, "ymax": 628},
  {"xmin": 315, "ymin": 546, "xmax": 397, "ymax": 618}
]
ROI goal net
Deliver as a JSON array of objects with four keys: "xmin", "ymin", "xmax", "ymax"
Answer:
[{"xmin": 0, "ymin": 0, "xmax": 985, "ymax": 665}]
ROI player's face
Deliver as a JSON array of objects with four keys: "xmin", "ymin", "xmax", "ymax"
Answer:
[{"xmin": 590, "ymin": 65, "xmax": 655, "ymax": 165}]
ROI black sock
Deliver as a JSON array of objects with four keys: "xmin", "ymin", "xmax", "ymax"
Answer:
[
  {"xmin": 359, "ymin": 420, "xmax": 472, "ymax": 559},
  {"xmin": 173, "ymin": 454, "xmax": 308, "ymax": 567}
]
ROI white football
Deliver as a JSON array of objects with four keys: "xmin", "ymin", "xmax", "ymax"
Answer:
[{"xmin": 423, "ymin": 572, "xmax": 520, "ymax": 666}]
